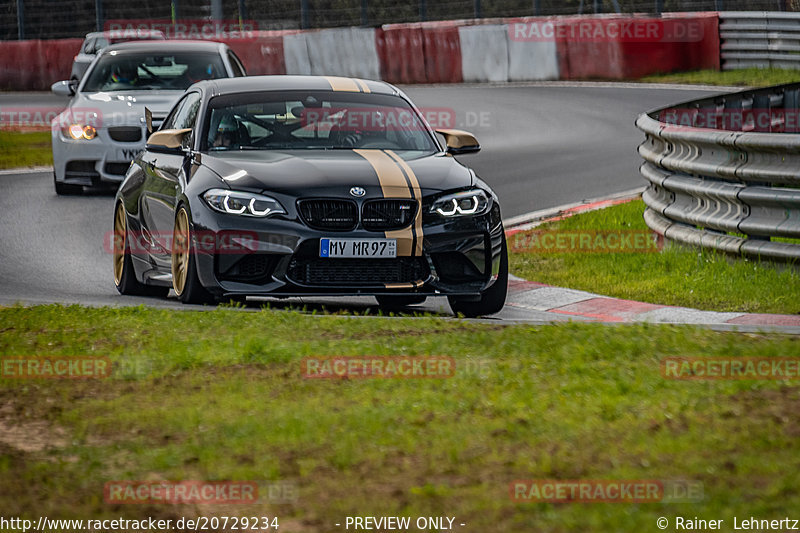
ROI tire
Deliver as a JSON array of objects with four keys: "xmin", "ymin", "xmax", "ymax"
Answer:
[
  {"xmin": 448, "ymin": 235, "xmax": 508, "ymax": 318},
  {"xmin": 172, "ymin": 205, "xmax": 216, "ymax": 305},
  {"xmin": 54, "ymin": 173, "xmax": 82, "ymax": 195},
  {"xmin": 113, "ymin": 202, "xmax": 168, "ymax": 297},
  {"xmin": 375, "ymin": 295, "xmax": 427, "ymax": 309}
]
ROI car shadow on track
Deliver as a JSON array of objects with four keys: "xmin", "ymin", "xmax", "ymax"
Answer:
[{"xmin": 212, "ymin": 295, "xmax": 453, "ymax": 318}]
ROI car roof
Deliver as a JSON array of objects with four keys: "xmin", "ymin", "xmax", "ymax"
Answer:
[
  {"xmin": 86, "ymin": 29, "xmax": 165, "ymax": 40},
  {"xmin": 199, "ymin": 75, "xmax": 398, "ymax": 97},
  {"xmin": 102, "ymin": 40, "xmax": 226, "ymax": 54}
]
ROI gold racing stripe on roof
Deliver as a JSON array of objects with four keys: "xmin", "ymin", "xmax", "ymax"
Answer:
[
  {"xmin": 323, "ymin": 76, "xmax": 363, "ymax": 92},
  {"xmin": 354, "ymin": 79, "xmax": 371, "ymax": 93}
]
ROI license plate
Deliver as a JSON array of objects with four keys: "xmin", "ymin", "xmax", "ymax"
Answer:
[{"xmin": 320, "ymin": 238, "xmax": 397, "ymax": 258}]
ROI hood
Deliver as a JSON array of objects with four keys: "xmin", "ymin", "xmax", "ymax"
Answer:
[
  {"xmin": 200, "ymin": 150, "xmax": 475, "ymax": 198},
  {"xmin": 67, "ymin": 91, "xmax": 183, "ymax": 128}
]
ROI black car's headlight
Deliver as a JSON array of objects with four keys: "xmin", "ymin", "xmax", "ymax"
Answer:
[
  {"xmin": 203, "ymin": 189, "xmax": 286, "ymax": 218},
  {"xmin": 430, "ymin": 189, "xmax": 490, "ymax": 217}
]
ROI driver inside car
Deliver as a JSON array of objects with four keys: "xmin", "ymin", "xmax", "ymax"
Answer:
[
  {"xmin": 109, "ymin": 62, "xmax": 140, "ymax": 87},
  {"xmin": 330, "ymin": 108, "xmax": 389, "ymax": 148},
  {"xmin": 185, "ymin": 63, "xmax": 216, "ymax": 84},
  {"xmin": 211, "ymin": 115, "xmax": 240, "ymax": 150}
]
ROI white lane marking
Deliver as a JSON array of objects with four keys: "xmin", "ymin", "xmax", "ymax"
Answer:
[{"xmin": 0, "ymin": 166, "xmax": 53, "ymax": 176}]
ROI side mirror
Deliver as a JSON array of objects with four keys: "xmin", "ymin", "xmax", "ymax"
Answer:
[
  {"xmin": 436, "ymin": 129, "xmax": 481, "ymax": 155},
  {"xmin": 146, "ymin": 128, "xmax": 192, "ymax": 154},
  {"xmin": 144, "ymin": 107, "xmax": 153, "ymax": 136},
  {"xmin": 51, "ymin": 80, "xmax": 75, "ymax": 97}
]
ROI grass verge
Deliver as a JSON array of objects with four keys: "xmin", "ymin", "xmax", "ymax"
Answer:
[
  {"xmin": 640, "ymin": 68, "xmax": 800, "ymax": 87},
  {"xmin": 508, "ymin": 199, "xmax": 800, "ymax": 314},
  {"xmin": 0, "ymin": 130, "xmax": 52, "ymax": 169},
  {"xmin": 1, "ymin": 305, "xmax": 800, "ymax": 531}
]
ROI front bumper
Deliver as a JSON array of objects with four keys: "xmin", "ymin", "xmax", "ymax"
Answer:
[
  {"xmin": 52, "ymin": 126, "xmax": 145, "ymax": 187},
  {"xmin": 186, "ymin": 201, "xmax": 504, "ymax": 298}
]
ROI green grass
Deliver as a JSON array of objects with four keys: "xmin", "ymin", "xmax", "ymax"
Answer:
[
  {"xmin": 640, "ymin": 68, "xmax": 800, "ymax": 87},
  {"xmin": 1, "ymin": 305, "xmax": 800, "ymax": 531},
  {"xmin": 508, "ymin": 199, "xmax": 800, "ymax": 314},
  {"xmin": 0, "ymin": 130, "xmax": 52, "ymax": 169}
]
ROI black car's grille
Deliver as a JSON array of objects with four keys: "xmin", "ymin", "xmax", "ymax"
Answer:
[
  {"xmin": 362, "ymin": 199, "xmax": 418, "ymax": 231},
  {"xmin": 298, "ymin": 199, "xmax": 358, "ymax": 231},
  {"xmin": 108, "ymin": 126, "xmax": 142, "ymax": 143},
  {"xmin": 287, "ymin": 257, "xmax": 429, "ymax": 286},
  {"xmin": 104, "ymin": 162, "xmax": 130, "ymax": 176}
]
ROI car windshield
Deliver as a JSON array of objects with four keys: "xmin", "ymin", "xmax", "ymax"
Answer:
[
  {"xmin": 203, "ymin": 91, "xmax": 438, "ymax": 152},
  {"xmin": 81, "ymin": 51, "xmax": 226, "ymax": 92}
]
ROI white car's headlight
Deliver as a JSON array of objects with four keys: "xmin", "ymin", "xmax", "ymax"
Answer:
[
  {"xmin": 63, "ymin": 123, "xmax": 97, "ymax": 140},
  {"xmin": 430, "ymin": 190, "xmax": 490, "ymax": 217},
  {"xmin": 203, "ymin": 189, "xmax": 286, "ymax": 218}
]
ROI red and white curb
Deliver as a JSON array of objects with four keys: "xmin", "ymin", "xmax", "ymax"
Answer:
[
  {"xmin": 504, "ymin": 192, "xmax": 800, "ymax": 328},
  {"xmin": 506, "ymin": 276, "xmax": 800, "ymax": 326}
]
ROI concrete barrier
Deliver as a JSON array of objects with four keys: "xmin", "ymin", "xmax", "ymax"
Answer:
[
  {"xmin": 0, "ymin": 14, "xmax": 721, "ymax": 89},
  {"xmin": 506, "ymin": 18, "xmax": 560, "ymax": 81},
  {"xmin": 557, "ymin": 14, "xmax": 719, "ymax": 79},
  {"xmin": 458, "ymin": 25, "xmax": 509, "ymax": 83},
  {"xmin": 421, "ymin": 22, "xmax": 463, "ymax": 84},
  {"xmin": 302, "ymin": 27, "xmax": 381, "ymax": 79},
  {"xmin": 376, "ymin": 25, "xmax": 427, "ymax": 84},
  {"xmin": 221, "ymin": 31, "xmax": 291, "ymax": 75},
  {"xmin": 0, "ymin": 39, "xmax": 81, "ymax": 90},
  {"xmin": 283, "ymin": 32, "xmax": 312, "ymax": 75}
]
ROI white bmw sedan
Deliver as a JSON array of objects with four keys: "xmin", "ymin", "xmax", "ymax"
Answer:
[{"xmin": 51, "ymin": 40, "xmax": 246, "ymax": 195}]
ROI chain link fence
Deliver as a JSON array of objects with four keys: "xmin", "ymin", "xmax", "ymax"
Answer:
[{"xmin": 3, "ymin": 0, "xmax": 798, "ymax": 40}]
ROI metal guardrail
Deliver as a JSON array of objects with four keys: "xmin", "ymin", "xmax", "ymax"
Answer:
[
  {"xmin": 720, "ymin": 11, "xmax": 800, "ymax": 70},
  {"xmin": 636, "ymin": 82, "xmax": 800, "ymax": 261}
]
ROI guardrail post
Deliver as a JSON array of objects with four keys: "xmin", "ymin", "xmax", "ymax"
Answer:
[
  {"xmin": 16, "ymin": 0, "xmax": 24, "ymax": 40},
  {"xmin": 786, "ymin": 89, "xmax": 800, "ymax": 133},
  {"xmin": 360, "ymin": 0, "xmax": 368, "ymax": 26},
  {"xmin": 419, "ymin": 0, "xmax": 427, "ymax": 22},
  {"xmin": 211, "ymin": 0, "xmax": 222, "ymax": 21},
  {"xmin": 533, "ymin": 0, "xmax": 541, "ymax": 15},
  {"xmin": 655, "ymin": 0, "xmax": 663, "ymax": 15},
  {"xmin": 474, "ymin": 0, "xmax": 481, "ymax": 19},
  {"xmin": 95, "ymin": 0, "xmax": 104, "ymax": 32},
  {"xmin": 301, "ymin": 0, "xmax": 310, "ymax": 28}
]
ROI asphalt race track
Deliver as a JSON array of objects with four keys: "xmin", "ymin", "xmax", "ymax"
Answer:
[{"xmin": 0, "ymin": 83, "xmax": 723, "ymax": 317}]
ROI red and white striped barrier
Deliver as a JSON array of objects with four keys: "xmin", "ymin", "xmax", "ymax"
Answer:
[{"xmin": 0, "ymin": 14, "xmax": 721, "ymax": 90}]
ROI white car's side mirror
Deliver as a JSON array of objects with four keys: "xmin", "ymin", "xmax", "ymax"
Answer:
[{"xmin": 51, "ymin": 80, "xmax": 75, "ymax": 97}]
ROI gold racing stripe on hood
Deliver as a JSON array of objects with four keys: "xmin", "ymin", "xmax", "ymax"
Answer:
[
  {"xmin": 323, "ymin": 76, "xmax": 363, "ymax": 92},
  {"xmin": 385, "ymin": 150, "xmax": 424, "ymax": 257},
  {"xmin": 353, "ymin": 149, "xmax": 418, "ymax": 257}
]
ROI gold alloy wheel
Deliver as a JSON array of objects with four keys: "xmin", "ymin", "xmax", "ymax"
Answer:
[
  {"xmin": 113, "ymin": 203, "xmax": 126, "ymax": 286},
  {"xmin": 172, "ymin": 208, "xmax": 190, "ymax": 297}
]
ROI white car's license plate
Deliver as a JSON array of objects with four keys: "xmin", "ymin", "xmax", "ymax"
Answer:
[{"xmin": 320, "ymin": 238, "xmax": 397, "ymax": 258}]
